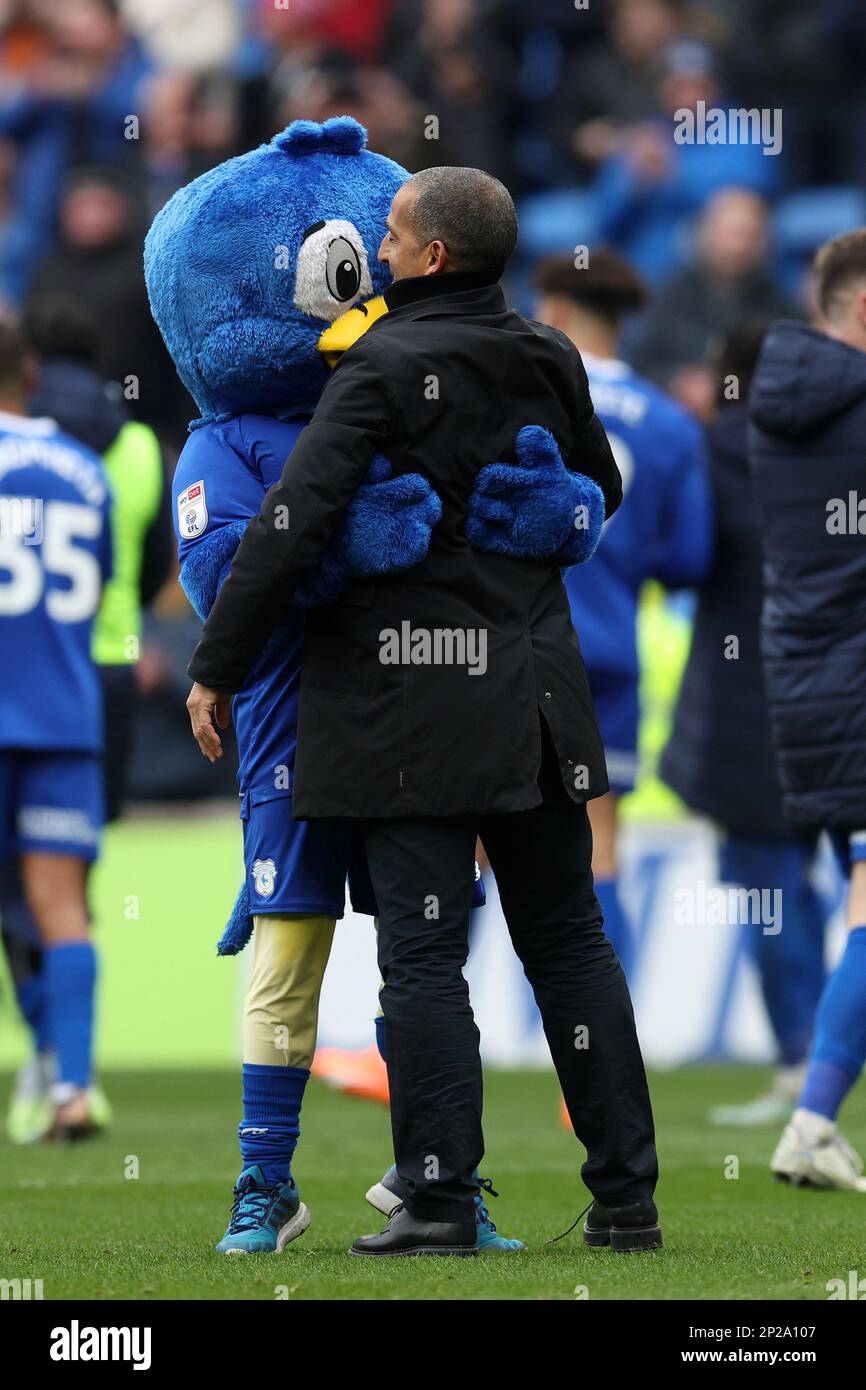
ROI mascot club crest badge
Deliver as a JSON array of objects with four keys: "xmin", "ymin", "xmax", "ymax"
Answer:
[
  {"xmin": 252, "ymin": 858, "xmax": 277, "ymax": 899},
  {"xmin": 177, "ymin": 479, "xmax": 208, "ymax": 538}
]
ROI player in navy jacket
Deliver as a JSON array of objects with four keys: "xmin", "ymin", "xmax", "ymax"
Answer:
[{"xmin": 749, "ymin": 232, "xmax": 866, "ymax": 1191}]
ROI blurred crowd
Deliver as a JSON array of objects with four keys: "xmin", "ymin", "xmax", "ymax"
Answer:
[{"xmin": 2, "ymin": 0, "xmax": 865, "ymax": 800}]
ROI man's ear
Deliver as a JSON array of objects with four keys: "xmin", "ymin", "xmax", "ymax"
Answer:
[{"xmin": 425, "ymin": 239, "xmax": 449, "ymax": 275}]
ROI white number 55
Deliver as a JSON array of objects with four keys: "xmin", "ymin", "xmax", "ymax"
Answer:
[{"xmin": 0, "ymin": 500, "xmax": 103, "ymax": 623}]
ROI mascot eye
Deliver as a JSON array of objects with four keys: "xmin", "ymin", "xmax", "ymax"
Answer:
[
  {"xmin": 293, "ymin": 218, "xmax": 373, "ymax": 321},
  {"xmin": 326, "ymin": 237, "xmax": 362, "ymax": 302}
]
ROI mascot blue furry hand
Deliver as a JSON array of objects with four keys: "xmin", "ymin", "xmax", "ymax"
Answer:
[{"xmin": 144, "ymin": 117, "xmax": 600, "ymax": 954}]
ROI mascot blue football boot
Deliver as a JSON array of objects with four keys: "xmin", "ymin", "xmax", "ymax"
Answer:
[
  {"xmin": 215, "ymin": 1165, "xmax": 310, "ymax": 1254},
  {"xmin": 366, "ymin": 1165, "xmax": 525, "ymax": 1252}
]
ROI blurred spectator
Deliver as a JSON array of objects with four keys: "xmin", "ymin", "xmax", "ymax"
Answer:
[
  {"xmin": 35, "ymin": 0, "xmax": 153, "ymax": 162},
  {"xmin": 271, "ymin": 48, "xmax": 426, "ymax": 172},
  {"xmin": 124, "ymin": 0, "xmax": 240, "ymax": 74},
  {"xmin": 484, "ymin": 0, "xmax": 603, "ymax": 192},
  {"xmin": 719, "ymin": 0, "xmax": 861, "ymax": 186},
  {"xmin": 384, "ymin": 0, "xmax": 515, "ymax": 180},
  {"xmin": 29, "ymin": 165, "xmax": 192, "ymax": 445},
  {"xmin": 257, "ymin": 0, "xmax": 397, "ymax": 67},
  {"xmin": 564, "ymin": 0, "xmax": 687, "ymax": 179},
  {"xmin": 0, "ymin": 0, "xmax": 154, "ymax": 295},
  {"xmin": 593, "ymin": 38, "xmax": 782, "ymax": 282},
  {"xmin": 630, "ymin": 187, "xmax": 794, "ymax": 417},
  {"xmin": 144, "ymin": 70, "xmax": 240, "ymax": 213}
]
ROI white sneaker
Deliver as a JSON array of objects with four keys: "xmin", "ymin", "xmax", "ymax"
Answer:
[
  {"xmin": 6, "ymin": 1051, "xmax": 54, "ymax": 1144},
  {"xmin": 771, "ymin": 1109, "xmax": 866, "ymax": 1191},
  {"xmin": 709, "ymin": 1064, "xmax": 806, "ymax": 1128}
]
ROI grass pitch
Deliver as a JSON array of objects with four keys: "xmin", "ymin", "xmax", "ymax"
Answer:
[{"xmin": 1, "ymin": 1065, "xmax": 864, "ymax": 1301}]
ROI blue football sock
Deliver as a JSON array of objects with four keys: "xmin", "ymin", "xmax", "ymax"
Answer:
[
  {"xmin": 239, "ymin": 1062, "xmax": 309, "ymax": 1186},
  {"xmin": 374, "ymin": 1014, "xmax": 387, "ymax": 1064},
  {"xmin": 43, "ymin": 941, "xmax": 96, "ymax": 1089},
  {"xmin": 799, "ymin": 926, "xmax": 866, "ymax": 1120},
  {"xmin": 596, "ymin": 877, "xmax": 633, "ymax": 979},
  {"xmin": 15, "ymin": 972, "xmax": 52, "ymax": 1054}
]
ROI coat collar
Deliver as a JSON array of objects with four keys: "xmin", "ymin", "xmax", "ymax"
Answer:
[{"xmin": 383, "ymin": 270, "xmax": 505, "ymax": 319}]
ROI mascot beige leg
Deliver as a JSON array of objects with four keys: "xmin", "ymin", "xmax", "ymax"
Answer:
[{"xmin": 243, "ymin": 915, "xmax": 336, "ymax": 1069}]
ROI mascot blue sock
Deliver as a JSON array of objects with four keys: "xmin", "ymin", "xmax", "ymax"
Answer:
[
  {"xmin": 799, "ymin": 927, "xmax": 866, "ymax": 1120},
  {"xmin": 239, "ymin": 1063, "xmax": 309, "ymax": 1186}
]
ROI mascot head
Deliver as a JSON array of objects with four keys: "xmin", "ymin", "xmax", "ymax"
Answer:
[{"xmin": 144, "ymin": 116, "xmax": 407, "ymax": 423}]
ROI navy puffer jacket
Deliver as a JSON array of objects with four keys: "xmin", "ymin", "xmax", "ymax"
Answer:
[
  {"xmin": 748, "ymin": 320, "xmax": 866, "ymax": 831},
  {"xmin": 662, "ymin": 405, "xmax": 793, "ymax": 837}
]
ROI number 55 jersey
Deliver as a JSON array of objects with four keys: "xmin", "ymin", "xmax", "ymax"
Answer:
[{"xmin": 0, "ymin": 411, "xmax": 112, "ymax": 859}]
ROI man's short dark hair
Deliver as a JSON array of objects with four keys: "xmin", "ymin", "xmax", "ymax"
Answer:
[
  {"xmin": 0, "ymin": 314, "xmax": 29, "ymax": 391},
  {"xmin": 532, "ymin": 249, "xmax": 648, "ymax": 326},
  {"xmin": 814, "ymin": 228, "xmax": 866, "ymax": 320},
  {"xmin": 403, "ymin": 167, "xmax": 518, "ymax": 274}
]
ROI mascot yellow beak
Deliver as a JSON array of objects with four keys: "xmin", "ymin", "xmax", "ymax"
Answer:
[{"xmin": 317, "ymin": 295, "xmax": 388, "ymax": 367}]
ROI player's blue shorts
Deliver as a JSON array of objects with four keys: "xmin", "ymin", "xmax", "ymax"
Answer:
[
  {"xmin": 241, "ymin": 788, "xmax": 486, "ymax": 918},
  {"xmin": 829, "ymin": 828, "xmax": 866, "ymax": 880},
  {"xmin": 587, "ymin": 668, "xmax": 639, "ymax": 794},
  {"xmin": 0, "ymin": 750, "xmax": 104, "ymax": 864}
]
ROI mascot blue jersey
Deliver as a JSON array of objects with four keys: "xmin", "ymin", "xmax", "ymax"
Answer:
[
  {"xmin": 173, "ymin": 413, "xmax": 310, "ymax": 794},
  {"xmin": 0, "ymin": 411, "xmax": 112, "ymax": 753},
  {"xmin": 565, "ymin": 353, "xmax": 712, "ymax": 680}
]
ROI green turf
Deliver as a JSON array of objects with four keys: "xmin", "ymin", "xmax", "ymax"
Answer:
[{"xmin": 1, "ymin": 1065, "xmax": 864, "ymax": 1301}]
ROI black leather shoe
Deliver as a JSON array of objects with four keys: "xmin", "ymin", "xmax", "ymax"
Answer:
[
  {"xmin": 583, "ymin": 1198, "xmax": 662, "ymax": 1253},
  {"xmin": 349, "ymin": 1204, "xmax": 477, "ymax": 1257}
]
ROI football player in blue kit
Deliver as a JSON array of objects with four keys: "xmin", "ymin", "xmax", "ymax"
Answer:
[
  {"xmin": 533, "ymin": 250, "xmax": 713, "ymax": 981},
  {"xmin": 0, "ymin": 315, "xmax": 112, "ymax": 1140}
]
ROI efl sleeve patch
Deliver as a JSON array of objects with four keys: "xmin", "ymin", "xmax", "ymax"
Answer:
[{"xmin": 176, "ymin": 479, "xmax": 208, "ymax": 539}]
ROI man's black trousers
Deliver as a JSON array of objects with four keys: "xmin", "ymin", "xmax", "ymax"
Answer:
[{"xmin": 363, "ymin": 723, "xmax": 659, "ymax": 1223}]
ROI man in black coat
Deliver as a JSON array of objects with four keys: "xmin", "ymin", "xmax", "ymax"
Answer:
[
  {"xmin": 186, "ymin": 166, "xmax": 661, "ymax": 1255},
  {"xmin": 749, "ymin": 229, "xmax": 866, "ymax": 1191}
]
